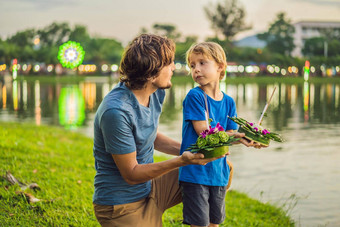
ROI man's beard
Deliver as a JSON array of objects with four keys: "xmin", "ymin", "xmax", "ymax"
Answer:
[
  {"xmin": 158, "ymin": 84, "xmax": 172, "ymax": 89},
  {"xmin": 152, "ymin": 81, "xmax": 172, "ymax": 90}
]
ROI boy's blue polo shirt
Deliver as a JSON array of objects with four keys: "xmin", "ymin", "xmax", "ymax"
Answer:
[
  {"xmin": 179, "ymin": 87, "xmax": 238, "ymax": 186},
  {"xmin": 93, "ymin": 82, "xmax": 165, "ymax": 205}
]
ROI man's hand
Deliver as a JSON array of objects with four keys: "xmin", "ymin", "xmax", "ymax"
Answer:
[{"xmin": 180, "ymin": 151, "xmax": 225, "ymax": 165}]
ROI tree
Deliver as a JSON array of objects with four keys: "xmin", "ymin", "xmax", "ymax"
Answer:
[
  {"xmin": 175, "ymin": 36, "xmax": 198, "ymax": 63},
  {"xmin": 37, "ymin": 22, "xmax": 71, "ymax": 47},
  {"xmin": 257, "ymin": 12, "xmax": 295, "ymax": 56},
  {"xmin": 204, "ymin": 0, "xmax": 251, "ymax": 41},
  {"xmin": 0, "ymin": 39, "xmax": 4, "ymax": 62},
  {"xmin": 152, "ymin": 23, "xmax": 181, "ymax": 42},
  {"xmin": 7, "ymin": 29, "xmax": 36, "ymax": 47},
  {"xmin": 317, "ymin": 27, "xmax": 340, "ymax": 58},
  {"xmin": 69, "ymin": 25, "xmax": 91, "ymax": 44},
  {"xmin": 302, "ymin": 37, "xmax": 325, "ymax": 57},
  {"xmin": 85, "ymin": 38, "xmax": 123, "ymax": 64},
  {"xmin": 319, "ymin": 27, "xmax": 340, "ymax": 40},
  {"xmin": 327, "ymin": 39, "xmax": 340, "ymax": 57},
  {"xmin": 1, "ymin": 22, "xmax": 125, "ymax": 66}
]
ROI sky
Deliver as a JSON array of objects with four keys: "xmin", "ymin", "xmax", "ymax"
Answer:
[{"xmin": 1, "ymin": 0, "xmax": 340, "ymax": 45}]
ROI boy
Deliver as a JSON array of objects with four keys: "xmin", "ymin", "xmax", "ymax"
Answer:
[
  {"xmin": 92, "ymin": 35, "xmax": 224, "ymax": 227},
  {"xmin": 179, "ymin": 42, "xmax": 252, "ymax": 227}
]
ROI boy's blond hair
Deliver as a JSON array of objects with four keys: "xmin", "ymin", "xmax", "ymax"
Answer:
[{"xmin": 186, "ymin": 42, "xmax": 227, "ymax": 80}]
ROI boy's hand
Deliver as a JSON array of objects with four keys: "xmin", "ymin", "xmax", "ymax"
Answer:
[
  {"xmin": 253, "ymin": 142, "xmax": 268, "ymax": 149},
  {"xmin": 227, "ymin": 131, "xmax": 268, "ymax": 149},
  {"xmin": 226, "ymin": 131, "xmax": 245, "ymax": 138},
  {"xmin": 240, "ymin": 138, "xmax": 268, "ymax": 148},
  {"xmin": 226, "ymin": 132, "xmax": 249, "ymax": 146}
]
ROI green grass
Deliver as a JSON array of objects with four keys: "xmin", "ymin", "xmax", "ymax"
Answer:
[{"xmin": 0, "ymin": 122, "xmax": 295, "ymax": 226}]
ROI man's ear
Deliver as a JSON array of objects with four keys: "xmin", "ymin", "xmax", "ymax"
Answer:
[{"xmin": 151, "ymin": 75, "xmax": 157, "ymax": 82}]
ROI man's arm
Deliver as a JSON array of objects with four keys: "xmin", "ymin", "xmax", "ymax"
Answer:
[
  {"xmin": 112, "ymin": 151, "xmax": 221, "ymax": 185},
  {"xmin": 154, "ymin": 132, "xmax": 181, "ymax": 156}
]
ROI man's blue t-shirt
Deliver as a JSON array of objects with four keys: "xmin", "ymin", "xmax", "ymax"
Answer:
[
  {"xmin": 93, "ymin": 82, "xmax": 165, "ymax": 205},
  {"xmin": 179, "ymin": 87, "xmax": 238, "ymax": 186}
]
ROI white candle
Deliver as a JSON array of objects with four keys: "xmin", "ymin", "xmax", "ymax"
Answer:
[{"xmin": 205, "ymin": 110, "xmax": 209, "ymax": 129}]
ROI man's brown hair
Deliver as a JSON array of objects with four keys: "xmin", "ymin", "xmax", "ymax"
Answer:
[{"xmin": 119, "ymin": 34, "xmax": 175, "ymax": 89}]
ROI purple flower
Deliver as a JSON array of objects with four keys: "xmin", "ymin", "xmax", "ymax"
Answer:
[
  {"xmin": 248, "ymin": 122, "xmax": 254, "ymax": 126},
  {"xmin": 200, "ymin": 129, "xmax": 208, "ymax": 138},
  {"xmin": 208, "ymin": 126, "xmax": 215, "ymax": 135},
  {"xmin": 262, "ymin": 129, "xmax": 270, "ymax": 135},
  {"xmin": 254, "ymin": 127, "xmax": 258, "ymax": 132},
  {"xmin": 200, "ymin": 122, "xmax": 225, "ymax": 138},
  {"xmin": 215, "ymin": 122, "xmax": 224, "ymax": 132}
]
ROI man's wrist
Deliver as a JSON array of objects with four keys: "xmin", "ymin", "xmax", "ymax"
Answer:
[{"xmin": 176, "ymin": 155, "xmax": 186, "ymax": 166}]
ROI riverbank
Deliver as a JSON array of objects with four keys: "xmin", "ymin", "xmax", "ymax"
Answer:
[
  {"xmin": 0, "ymin": 122, "xmax": 294, "ymax": 226},
  {"xmin": 2, "ymin": 73, "xmax": 340, "ymax": 85}
]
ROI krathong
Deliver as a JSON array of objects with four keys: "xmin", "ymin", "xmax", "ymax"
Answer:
[
  {"xmin": 186, "ymin": 122, "xmax": 240, "ymax": 158},
  {"xmin": 228, "ymin": 116, "xmax": 283, "ymax": 146}
]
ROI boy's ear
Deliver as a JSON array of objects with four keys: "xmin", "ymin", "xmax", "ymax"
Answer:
[{"xmin": 217, "ymin": 63, "xmax": 226, "ymax": 72}]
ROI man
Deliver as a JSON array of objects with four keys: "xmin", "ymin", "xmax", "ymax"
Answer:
[{"xmin": 92, "ymin": 34, "xmax": 226, "ymax": 227}]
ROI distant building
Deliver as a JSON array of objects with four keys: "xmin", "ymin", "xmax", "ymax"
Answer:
[
  {"xmin": 292, "ymin": 21, "xmax": 340, "ymax": 57},
  {"xmin": 235, "ymin": 21, "xmax": 340, "ymax": 58},
  {"xmin": 233, "ymin": 35, "xmax": 266, "ymax": 49}
]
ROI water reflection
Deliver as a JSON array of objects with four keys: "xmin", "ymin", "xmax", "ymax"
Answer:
[
  {"xmin": 58, "ymin": 86, "xmax": 85, "ymax": 128},
  {"xmin": 1, "ymin": 77, "xmax": 340, "ymax": 226},
  {"xmin": 304, "ymin": 81, "xmax": 310, "ymax": 122},
  {"xmin": 12, "ymin": 80, "xmax": 18, "ymax": 111},
  {"xmin": 1, "ymin": 82, "xmax": 6, "ymax": 109},
  {"xmin": 35, "ymin": 80, "xmax": 41, "ymax": 125},
  {"xmin": 81, "ymin": 82, "xmax": 96, "ymax": 111},
  {"xmin": 0, "ymin": 78, "xmax": 340, "ymax": 127}
]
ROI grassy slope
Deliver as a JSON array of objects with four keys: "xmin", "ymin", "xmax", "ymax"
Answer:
[{"xmin": 0, "ymin": 122, "xmax": 294, "ymax": 226}]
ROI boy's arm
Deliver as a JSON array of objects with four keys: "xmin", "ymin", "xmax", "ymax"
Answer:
[
  {"xmin": 154, "ymin": 132, "xmax": 181, "ymax": 156},
  {"xmin": 192, "ymin": 120, "xmax": 209, "ymax": 135}
]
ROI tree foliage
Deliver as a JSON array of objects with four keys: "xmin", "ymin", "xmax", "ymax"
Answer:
[
  {"xmin": 152, "ymin": 23, "xmax": 181, "ymax": 42},
  {"xmin": 0, "ymin": 22, "xmax": 123, "ymax": 66},
  {"xmin": 204, "ymin": 0, "xmax": 251, "ymax": 41},
  {"xmin": 318, "ymin": 27, "xmax": 340, "ymax": 40},
  {"xmin": 302, "ymin": 37, "xmax": 325, "ymax": 57},
  {"xmin": 37, "ymin": 22, "xmax": 71, "ymax": 47},
  {"xmin": 303, "ymin": 37, "xmax": 340, "ymax": 57},
  {"xmin": 139, "ymin": 23, "xmax": 193, "ymax": 63},
  {"xmin": 175, "ymin": 36, "xmax": 198, "ymax": 63},
  {"xmin": 257, "ymin": 12, "xmax": 295, "ymax": 56},
  {"xmin": 85, "ymin": 38, "xmax": 122, "ymax": 63}
]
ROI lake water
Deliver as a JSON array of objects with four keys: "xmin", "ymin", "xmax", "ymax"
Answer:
[{"xmin": 1, "ymin": 76, "xmax": 340, "ymax": 227}]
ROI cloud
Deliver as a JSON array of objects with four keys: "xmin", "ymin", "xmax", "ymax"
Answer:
[
  {"xmin": 292, "ymin": 0, "xmax": 340, "ymax": 7},
  {"xmin": 3, "ymin": 0, "xmax": 79, "ymax": 10}
]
